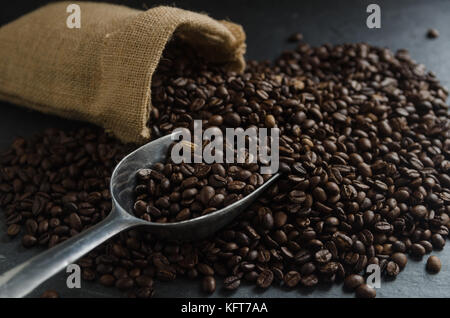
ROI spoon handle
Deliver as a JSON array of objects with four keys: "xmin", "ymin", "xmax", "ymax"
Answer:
[{"xmin": 0, "ymin": 209, "xmax": 142, "ymax": 298}]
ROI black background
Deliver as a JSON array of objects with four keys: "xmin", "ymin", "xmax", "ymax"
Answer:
[{"xmin": 0, "ymin": 0, "xmax": 450, "ymax": 298}]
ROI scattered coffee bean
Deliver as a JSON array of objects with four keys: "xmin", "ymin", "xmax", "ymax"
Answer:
[
  {"xmin": 202, "ymin": 276, "xmax": 216, "ymax": 294},
  {"xmin": 427, "ymin": 28, "xmax": 439, "ymax": 39},
  {"xmin": 355, "ymin": 284, "xmax": 376, "ymax": 298},
  {"xmin": 343, "ymin": 274, "xmax": 364, "ymax": 291},
  {"xmin": 40, "ymin": 290, "xmax": 59, "ymax": 298},
  {"xmin": 288, "ymin": 32, "xmax": 303, "ymax": 42},
  {"xmin": 426, "ymin": 256, "xmax": 442, "ymax": 273}
]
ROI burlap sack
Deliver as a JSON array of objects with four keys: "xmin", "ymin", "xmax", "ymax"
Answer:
[{"xmin": 0, "ymin": 2, "xmax": 246, "ymax": 144}]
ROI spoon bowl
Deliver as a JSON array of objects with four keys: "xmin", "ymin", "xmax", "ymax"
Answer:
[{"xmin": 112, "ymin": 131, "xmax": 280, "ymax": 240}]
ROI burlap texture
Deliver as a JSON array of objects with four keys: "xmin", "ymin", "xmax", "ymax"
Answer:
[{"xmin": 0, "ymin": 2, "xmax": 246, "ymax": 143}]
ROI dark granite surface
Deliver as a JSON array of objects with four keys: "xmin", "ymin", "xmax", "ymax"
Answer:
[{"xmin": 0, "ymin": 0, "xmax": 449, "ymax": 297}]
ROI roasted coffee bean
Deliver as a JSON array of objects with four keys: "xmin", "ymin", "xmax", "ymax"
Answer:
[
  {"xmin": 135, "ymin": 276, "xmax": 154, "ymax": 288},
  {"xmin": 355, "ymin": 284, "xmax": 376, "ymax": 298},
  {"xmin": 374, "ymin": 221, "xmax": 392, "ymax": 233},
  {"xmin": 391, "ymin": 253, "xmax": 408, "ymax": 269},
  {"xmin": 385, "ymin": 261, "xmax": 400, "ymax": 277},
  {"xmin": 69, "ymin": 213, "xmax": 82, "ymax": 231},
  {"xmin": 315, "ymin": 249, "xmax": 332, "ymax": 264},
  {"xmin": 256, "ymin": 270, "xmax": 274, "ymax": 289},
  {"xmin": 261, "ymin": 212, "xmax": 274, "ymax": 230},
  {"xmin": 274, "ymin": 212, "xmax": 287, "ymax": 228},
  {"xmin": 197, "ymin": 263, "xmax": 214, "ymax": 276},
  {"xmin": 288, "ymin": 32, "xmax": 303, "ymax": 42},
  {"xmin": 344, "ymin": 274, "xmax": 364, "ymax": 291},
  {"xmin": 223, "ymin": 275, "xmax": 240, "ymax": 290},
  {"xmin": 40, "ymin": 290, "xmax": 59, "ymax": 298},
  {"xmin": 300, "ymin": 262, "xmax": 316, "ymax": 276},
  {"xmin": 209, "ymin": 194, "xmax": 225, "ymax": 208},
  {"xmin": 410, "ymin": 243, "xmax": 426, "ymax": 258},
  {"xmin": 25, "ymin": 219, "xmax": 38, "ymax": 235},
  {"xmin": 99, "ymin": 274, "xmax": 116, "ymax": 287},
  {"xmin": 199, "ymin": 186, "xmax": 215, "ymax": 206},
  {"xmin": 157, "ymin": 267, "xmax": 176, "ymax": 281},
  {"xmin": 411, "ymin": 205, "xmax": 428, "ymax": 219},
  {"xmin": 81, "ymin": 268, "xmax": 96, "ymax": 281},
  {"xmin": 431, "ymin": 234, "xmax": 445, "ymax": 250},
  {"xmin": 202, "ymin": 276, "xmax": 216, "ymax": 294},
  {"xmin": 209, "ymin": 115, "xmax": 223, "ymax": 126},
  {"xmin": 392, "ymin": 241, "xmax": 406, "ymax": 253},
  {"xmin": 115, "ymin": 278, "xmax": 134, "ymax": 290},
  {"xmin": 22, "ymin": 234, "xmax": 37, "ymax": 248},
  {"xmin": 284, "ymin": 271, "xmax": 301, "ymax": 288},
  {"xmin": 427, "ymin": 28, "xmax": 439, "ymax": 39},
  {"xmin": 419, "ymin": 240, "xmax": 433, "ymax": 254},
  {"xmin": 244, "ymin": 271, "xmax": 259, "ymax": 282},
  {"xmin": 136, "ymin": 287, "xmax": 155, "ymax": 298},
  {"xmin": 7, "ymin": 224, "xmax": 20, "ymax": 237},
  {"xmin": 224, "ymin": 112, "xmax": 241, "ymax": 127},
  {"xmin": 426, "ymin": 256, "xmax": 441, "ymax": 273},
  {"xmin": 300, "ymin": 274, "xmax": 318, "ymax": 287}
]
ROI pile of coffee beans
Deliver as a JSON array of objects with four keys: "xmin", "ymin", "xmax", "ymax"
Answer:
[
  {"xmin": 1, "ymin": 36, "xmax": 449, "ymax": 298},
  {"xmin": 0, "ymin": 128, "xmax": 130, "ymax": 248}
]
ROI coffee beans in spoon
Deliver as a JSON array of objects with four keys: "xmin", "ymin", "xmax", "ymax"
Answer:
[{"xmin": 133, "ymin": 142, "xmax": 272, "ymax": 223}]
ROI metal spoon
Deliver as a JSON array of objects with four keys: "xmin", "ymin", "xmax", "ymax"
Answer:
[{"xmin": 0, "ymin": 131, "xmax": 280, "ymax": 298}]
